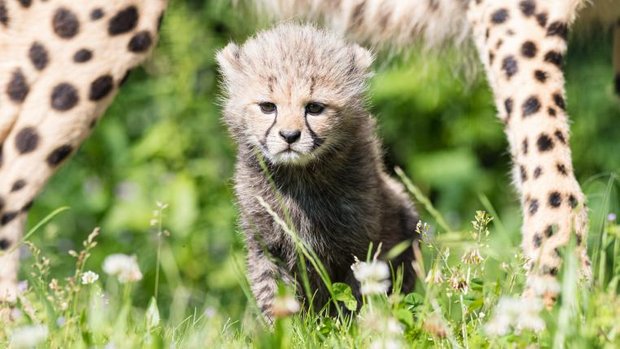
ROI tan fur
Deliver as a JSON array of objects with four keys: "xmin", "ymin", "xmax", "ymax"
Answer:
[{"xmin": 0, "ymin": 0, "xmax": 168, "ymax": 302}]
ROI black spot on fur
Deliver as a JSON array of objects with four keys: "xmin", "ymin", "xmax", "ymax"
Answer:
[
  {"xmin": 549, "ymin": 191, "xmax": 562, "ymax": 208},
  {"xmin": 51, "ymin": 83, "xmax": 79, "ymax": 111},
  {"xmin": 519, "ymin": 0, "xmax": 536, "ymax": 16},
  {"xmin": 108, "ymin": 6, "xmax": 138, "ymax": 35},
  {"xmin": 537, "ymin": 134, "xmax": 554, "ymax": 152},
  {"xmin": 47, "ymin": 144, "xmax": 73, "ymax": 167},
  {"xmin": 533, "ymin": 233, "xmax": 542, "ymax": 247},
  {"xmin": 521, "ymin": 41, "xmax": 537, "ymax": 58},
  {"xmin": 489, "ymin": 52, "xmax": 495, "ymax": 64},
  {"xmin": 89, "ymin": 75, "xmax": 114, "ymax": 101},
  {"xmin": 17, "ymin": 0, "xmax": 31, "ymax": 8},
  {"xmin": 556, "ymin": 163, "xmax": 568, "ymax": 175},
  {"xmin": 73, "ymin": 49, "xmax": 93, "ymax": 63},
  {"xmin": 544, "ymin": 225, "xmax": 554, "ymax": 238},
  {"xmin": 548, "ymin": 107, "xmax": 556, "ymax": 117},
  {"xmin": 552, "ymin": 93, "xmax": 566, "ymax": 110},
  {"xmin": 128, "ymin": 31, "xmax": 153, "ymax": 53},
  {"xmin": 29, "ymin": 42, "xmax": 49, "ymax": 71},
  {"xmin": 522, "ymin": 96, "xmax": 541, "ymax": 117},
  {"xmin": 21, "ymin": 200, "xmax": 33, "ymax": 212},
  {"xmin": 11, "ymin": 179, "xmax": 25, "ymax": 192},
  {"xmin": 533, "ymin": 166, "xmax": 542, "ymax": 179},
  {"xmin": 0, "ymin": 238, "xmax": 10, "ymax": 250},
  {"xmin": 504, "ymin": 98, "xmax": 513, "ymax": 117},
  {"xmin": 547, "ymin": 21, "xmax": 568, "ymax": 40},
  {"xmin": 53, "ymin": 7, "xmax": 80, "ymax": 39},
  {"xmin": 0, "ymin": 0, "xmax": 8, "ymax": 27},
  {"xmin": 1, "ymin": 212, "xmax": 18, "ymax": 226},
  {"xmin": 15, "ymin": 127, "xmax": 39, "ymax": 154},
  {"xmin": 554, "ymin": 130, "xmax": 566, "ymax": 144},
  {"xmin": 534, "ymin": 70, "xmax": 547, "ymax": 82},
  {"xmin": 7, "ymin": 69, "xmax": 29, "ymax": 103},
  {"xmin": 90, "ymin": 8, "xmax": 104, "ymax": 21},
  {"xmin": 520, "ymin": 165, "xmax": 527, "ymax": 182},
  {"xmin": 543, "ymin": 265, "xmax": 558, "ymax": 276},
  {"xmin": 522, "ymin": 138, "xmax": 528, "ymax": 155},
  {"xmin": 536, "ymin": 12, "xmax": 548, "ymax": 27},
  {"xmin": 576, "ymin": 234, "xmax": 582, "ymax": 246},
  {"xmin": 501, "ymin": 56, "xmax": 518, "ymax": 78},
  {"xmin": 491, "ymin": 9, "xmax": 509, "ymax": 24},
  {"xmin": 544, "ymin": 51, "xmax": 563, "ymax": 67},
  {"xmin": 529, "ymin": 199, "xmax": 539, "ymax": 215},
  {"xmin": 568, "ymin": 194, "xmax": 578, "ymax": 208}
]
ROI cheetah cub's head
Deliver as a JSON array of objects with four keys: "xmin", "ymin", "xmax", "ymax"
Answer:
[{"xmin": 217, "ymin": 24, "xmax": 373, "ymax": 165}]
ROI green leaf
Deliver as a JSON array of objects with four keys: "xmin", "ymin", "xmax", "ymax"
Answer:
[
  {"xmin": 332, "ymin": 283, "xmax": 358, "ymax": 311},
  {"xmin": 394, "ymin": 308, "xmax": 414, "ymax": 328}
]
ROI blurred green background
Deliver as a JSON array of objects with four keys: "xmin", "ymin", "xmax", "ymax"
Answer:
[{"xmin": 24, "ymin": 1, "xmax": 619, "ymax": 320}]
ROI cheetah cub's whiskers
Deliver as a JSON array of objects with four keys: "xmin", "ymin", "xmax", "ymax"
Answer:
[{"xmin": 217, "ymin": 24, "xmax": 419, "ymax": 320}]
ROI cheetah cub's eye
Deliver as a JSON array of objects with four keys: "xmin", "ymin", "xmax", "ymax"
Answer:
[
  {"xmin": 305, "ymin": 102, "xmax": 325, "ymax": 115},
  {"xmin": 259, "ymin": 102, "xmax": 277, "ymax": 114}
]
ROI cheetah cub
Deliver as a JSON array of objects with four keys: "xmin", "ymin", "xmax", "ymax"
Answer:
[{"xmin": 217, "ymin": 24, "xmax": 419, "ymax": 319}]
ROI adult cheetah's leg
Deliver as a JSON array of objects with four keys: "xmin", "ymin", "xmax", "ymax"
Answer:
[
  {"xmin": 468, "ymin": 0, "xmax": 590, "ymax": 306},
  {"xmin": 0, "ymin": 0, "xmax": 168, "ymax": 302}
]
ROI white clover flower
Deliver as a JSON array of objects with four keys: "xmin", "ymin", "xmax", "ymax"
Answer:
[
  {"xmin": 352, "ymin": 259, "xmax": 391, "ymax": 295},
  {"xmin": 484, "ymin": 296, "xmax": 545, "ymax": 336},
  {"xmin": 271, "ymin": 294, "xmax": 300, "ymax": 318},
  {"xmin": 102, "ymin": 254, "xmax": 143, "ymax": 283},
  {"xmin": 81, "ymin": 271, "xmax": 99, "ymax": 285},
  {"xmin": 10, "ymin": 325, "xmax": 48, "ymax": 349},
  {"xmin": 608, "ymin": 213, "xmax": 617, "ymax": 222}
]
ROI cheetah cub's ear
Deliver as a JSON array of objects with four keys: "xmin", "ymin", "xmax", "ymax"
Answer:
[
  {"xmin": 216, "ymin": 43, "xmax": 242, "ymax": 81},
  {"xmin": 349, "ymin": 43, "xmax": 374, "ymax": 74}
]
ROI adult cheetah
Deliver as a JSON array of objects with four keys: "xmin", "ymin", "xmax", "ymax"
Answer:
[{"xmin": 0, "ymin": 0, "xmax": 168, "ymax": 302}]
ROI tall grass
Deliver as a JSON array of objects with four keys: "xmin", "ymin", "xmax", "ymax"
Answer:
[{"xmin": 1, "ymin": 172, "xmax": 619, "ymax": 348}]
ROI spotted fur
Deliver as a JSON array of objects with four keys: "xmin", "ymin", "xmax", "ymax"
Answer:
[{"xmin": 0, "ymin": 0, "xmax": 168, "ymax": 302}]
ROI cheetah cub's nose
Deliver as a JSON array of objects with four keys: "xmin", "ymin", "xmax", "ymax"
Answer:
[{"xmin": 279, "ymin": 129, "xmax": 301, "ymax": 144}]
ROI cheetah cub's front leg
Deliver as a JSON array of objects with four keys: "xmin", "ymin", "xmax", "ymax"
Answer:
[{"xmin": 468, "ymin": 0, "xmax": 591, "ymax": 306}]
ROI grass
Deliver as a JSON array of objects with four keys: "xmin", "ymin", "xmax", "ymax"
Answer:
[{"xmin": 1, "ymin": 172, "xmax": 619, "ymax": 349}]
